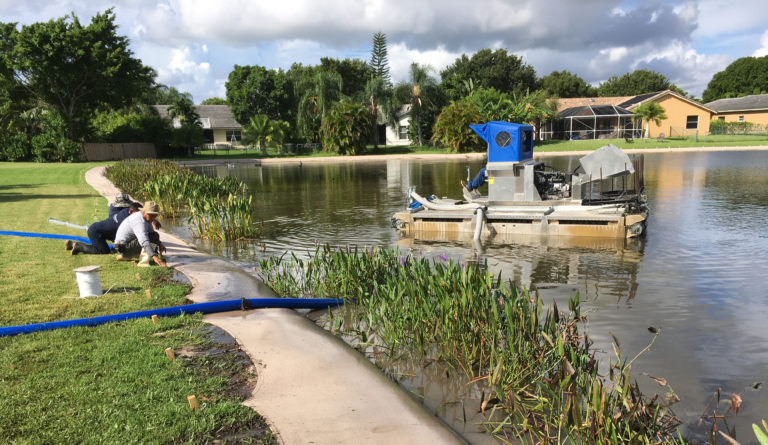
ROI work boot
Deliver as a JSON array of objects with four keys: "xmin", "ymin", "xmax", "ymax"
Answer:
[
  {"xmin": 137, "ymin": 251, "xmax": 151, "ymax": 267},
  {"xmin": 71, "ymin": 241, "xmax": 99, "ymax": 255},
  {"xmin": 65, "ymin": 240, "xmax": 74, "ymax": 250}
]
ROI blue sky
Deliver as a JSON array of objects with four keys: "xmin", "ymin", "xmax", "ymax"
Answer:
[{"xmin": 2, "ymin": 0, "xmax": 766, "ymax": 103}]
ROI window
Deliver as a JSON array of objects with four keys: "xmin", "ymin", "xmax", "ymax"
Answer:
[
  {"xmin": 718, "ymin": 116, "xmax": 725, "ymax": 121},
  {"xmin": 226, "ymin": 130, "xmax": 241, "ymax": 142},
  {"xmin": 398, "ymin": 125, "xmax": 408, "ymax": 140},
  {"xmin": 686, "ymin": 115, "xmax": 698, "ymax": 129},
  {"xmin": 738, "ymin": 116, "xmax": 744, "ymax": 122}
]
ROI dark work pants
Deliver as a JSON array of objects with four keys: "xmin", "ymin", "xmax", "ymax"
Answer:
[
  {"xmin": 467, "ymin": 167, "xmax": 487, "ymax": 191},
  {"xmin": 117, "ymin": 231, "xmax": 162, "ymax": 257},
  {"xmin": 87, "ymin": 219, "xmax": 119, "ymax": 254}
]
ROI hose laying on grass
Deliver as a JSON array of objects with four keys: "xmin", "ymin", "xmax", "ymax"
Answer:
[
  {"xmin": 0, "ymin": 297, "xmax": 345, "ymax": 337},
  {"xmin": 0, "ymin": 230, "xmax": 112, "ymax": 248}
]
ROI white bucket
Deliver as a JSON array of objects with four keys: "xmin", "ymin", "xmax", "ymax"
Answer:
[{"xmin": 73, "ymin": 265, "xmax": 102, "ymax": 298}]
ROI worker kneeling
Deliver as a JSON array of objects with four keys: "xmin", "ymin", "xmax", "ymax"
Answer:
[{"xmin": 113, "ymin": 201, "xmax": 167, "ymax": 267}]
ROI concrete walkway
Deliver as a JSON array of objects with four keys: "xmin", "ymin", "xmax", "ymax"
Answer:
[{"xmin": 85, "ymin": 166, "xmax": 464, "ymax": 445}]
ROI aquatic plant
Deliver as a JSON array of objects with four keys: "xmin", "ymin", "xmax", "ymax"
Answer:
[
  {"xmin": 257, "ymin": 245, "xmax": 682, "ymax": 443},
  {"xmin": 106, "ymin": 159, "xmax": 259, "ymax": 240}
]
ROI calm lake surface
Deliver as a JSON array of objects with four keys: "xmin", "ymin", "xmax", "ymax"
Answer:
[{"xmin": 177, "ymin": 150, "xmax": 768, "ymax": 442}]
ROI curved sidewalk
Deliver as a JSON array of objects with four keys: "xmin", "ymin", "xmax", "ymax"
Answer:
[{"xmin": 85, "ymin": 166, "xmax": 464, "ymax": 445}]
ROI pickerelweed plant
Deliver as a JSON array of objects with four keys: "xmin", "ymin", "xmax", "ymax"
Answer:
[
  {"xmin": 258, "ymin": 245, "xmax": 683, "ymax": 444},
  {"xmin": 106, "ymin": 159, "xmax": 260, "ymax": 240}
]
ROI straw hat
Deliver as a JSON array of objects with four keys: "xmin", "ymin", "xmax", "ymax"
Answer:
[{"xmin": 142, "ymin": 201, "xmax": 162, "ymax": 215}]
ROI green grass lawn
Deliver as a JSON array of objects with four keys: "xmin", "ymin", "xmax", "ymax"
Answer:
[{"xmin": 0, "ymin": 163, "xmax": 273, "ymax": 444}]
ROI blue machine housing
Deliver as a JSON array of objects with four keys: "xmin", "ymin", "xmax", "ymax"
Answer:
[{"xmin": 469, "ymin": 121, "xmax": 534, "ymax": 163}]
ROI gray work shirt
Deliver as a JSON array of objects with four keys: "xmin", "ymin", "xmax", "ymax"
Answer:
[{"xmin": 114, "ymin": 211, "xmax": 157, "ymax": 257}]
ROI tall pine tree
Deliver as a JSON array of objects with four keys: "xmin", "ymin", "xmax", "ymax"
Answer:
[{"xmin": 370, "ymin": 31, "xmax": 391, "ymax": 87}]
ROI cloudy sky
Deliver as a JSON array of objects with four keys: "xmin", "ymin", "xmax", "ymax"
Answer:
[{"xmin": 2, "ymin": 0, "xmax": 767, "ymax": 102}]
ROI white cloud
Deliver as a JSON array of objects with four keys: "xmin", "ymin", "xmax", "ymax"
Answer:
[
  {"xmin": 0, "ymin": 0, "xmax": 761, "ymax": 102},
  {"xmin": 156, "ymin": 46, "xmax": 212, "ymax": 91},
  {"xmin": 388, "ymin": 43, "xmax": 462, "ymax": 83},
  {"xmin": 753, "ymin": 30, "xmax": 768, "ymax": 57}
]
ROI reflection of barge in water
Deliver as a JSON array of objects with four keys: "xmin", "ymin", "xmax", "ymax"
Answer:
[{"xmin": 392, "ymin": 122, "xmax": 648, "ymax": 241}]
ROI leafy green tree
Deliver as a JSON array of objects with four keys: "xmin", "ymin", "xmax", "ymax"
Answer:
[
  {"xmin": 320, "ymin": 100, "xmax": 372, "ymax": 155},
  {"xmin": 2, "ymin": 9, "xmax": 155, "ymax": 140},
  {"xmin": 633, "ymin": 102, "xmax": 667, "ymax": 138},
  {"xmin": 170, "ymin": 125, "xmax": 204, "ymax": 156},
  {"xmin": 200, "ymin": 97, "xmax": 228, "ymax": 105},
  {"xmin": 145, "ymin": 85, "xmax": 191, "ymax": 106},
  {"xmin": 440, "ymin": 48, "xmax": 538, "ymax": 101},
  {"xmin": 320, "ymin": 57, "xmax": 370, "ymax": 99},
  {"xmin": 467, "ymin": 87, "xmax": 557, "ymax": 128},
  {"xmin": 702, "ymin": 56, "xmax": 768, "ymax": 102},
  {"xmin": 90, "ymin": 106, "xmax": 170, "ymax": 146},
  {"xmin": 539, "ymin": 70, "xmax": 596, "ymax": 98},
  {"xmin": 295, "ymin": 70, "xmax": 343, "ymax": 141},
  {"xmin": 431, "ymin": 101, "xmax": 484, "ymax": 153},
  {"xmin": 20, "ymin": 107, "xmax": 80, "ymax": 162},
  {"xmin": 370, "ymin": 32, "xmax": 391, "ymax": 86},
  {"xmin": 597, "ymin": 69, "xmax": 685, "ymax": 97},
  {"xmin": 0, "ymin": 23, "xmax": 29, "ymax": 135},
  {"xmin": 466, "ymin": 87, "xmax": 512, "ymax": 121},
  {"xmin": 225, "ymin": 64, "xmax": 294, "ymax": 124}
]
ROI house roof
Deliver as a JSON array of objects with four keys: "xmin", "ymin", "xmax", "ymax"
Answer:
[
  {"xmin": 705, "ymin": 94, "xmax": 768, "ymax": 112},
  {"xmin": 152, "ymin": 105, "xmax": 242, "ymax": 129},
  {"xmin": 557, "ymin": 96, "xmax": 633, "ymax": 112},
  {"xmin": 620, "ymin": 90, "xmax": 714, "ymax": 113},
  {"xmin": 559, "ymin": 104, "xmax": 634, "ymax": 118},
  {"xmin": 557, "ymin": 90, "xmax": 713, "ymax": 116}
]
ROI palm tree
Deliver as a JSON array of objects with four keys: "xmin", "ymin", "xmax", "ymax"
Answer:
[
  {"xmin": 167, "ymin": 95, "xmax": 199, "ymax": 127},
  {"xmin": 295, "ymin": 71, "xmax": 343, "ymax": 141},
  {"xmin": 406, "ymin": 63, "xmax": 438, "ymax": 146},
  {"xmin": 242, "ymin": 114, "xmax": 272, "ymax": 151},
  {"xmin": 268, "ymin": 120, "xmax": 291, "ymax": 149},
  {"xmin": 363, "ymin": 76, "xmax": 391, "ymax": 148},
  {"xmin": 634, "ymin": 102, "xmax": 667, "ymax": 138},
  {"xmin": 167, "ymin": 96, "xmax": 200, "ymax": 156}
]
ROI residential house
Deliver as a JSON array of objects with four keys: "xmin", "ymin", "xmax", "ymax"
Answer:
[
  {"xmin": 541, "ymin": 90, "xmax": 714, "ymax": 140},
  {"xmin": 705, "ymin": 94, "xmax": 768, "ymax": 125},
  {"xmin": 378, "ymin": 104, "xmax": 412, "ymax": 146},
  {"xmin": 153, "ymin": 105, "xmax": 243, "ymax": 147}
]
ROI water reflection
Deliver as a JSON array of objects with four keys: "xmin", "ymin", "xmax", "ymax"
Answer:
[{"xmin": 179, "ymin": 150, "xmax": 768, "ymax": 442}]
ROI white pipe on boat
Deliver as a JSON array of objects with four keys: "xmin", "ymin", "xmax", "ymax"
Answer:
[
  {"xmin": 473, "ymin": 207, "xmax": 485, "ymax": 241},
  {"xmin": 410, "ymin": 190, "xmax": 481, "ymax": 211}
]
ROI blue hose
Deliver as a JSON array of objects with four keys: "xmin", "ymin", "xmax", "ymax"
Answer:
[
  {"xmin": 0, "ymin": 297, "xmax": 345, "ymax": 337},
  {"xmin": 0, "ymin": 230, "xmax": 112, "ymax": 248}
]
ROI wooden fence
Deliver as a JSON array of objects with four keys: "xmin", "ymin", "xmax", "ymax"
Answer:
[{"xmin": 80, "ymin": 143, "xmax": 156, "ymax": 161}]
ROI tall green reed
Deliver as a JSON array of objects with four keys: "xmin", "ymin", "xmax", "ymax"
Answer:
[
  {"xmin": 257, "ymin": 244, "xmax": 682, "ymax": 444},
  {"xmin": 105, "ymin": 159, "xmax": 259, "ymax": 240}
]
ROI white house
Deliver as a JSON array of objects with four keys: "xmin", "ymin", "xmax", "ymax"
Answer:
[
  {"xmin": 153, "ymin": 105, "xmax": 242, "ymax": 147},
  {"xmin": 380, "ymin": 104, "xmax": 411, "ymax": 146}
]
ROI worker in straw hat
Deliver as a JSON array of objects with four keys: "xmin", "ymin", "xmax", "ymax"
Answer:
[{"xmin": 113, "ymin": 201, "xmax": 167, "ymax": 267}]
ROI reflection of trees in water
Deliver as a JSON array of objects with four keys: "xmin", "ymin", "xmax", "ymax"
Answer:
[{"xmin": 475, "ymin": 237, "xmax": 645, "ymax": 306}]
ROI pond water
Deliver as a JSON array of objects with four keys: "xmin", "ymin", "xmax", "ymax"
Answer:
[{"xmin": 174, "ymin": 150, "xmax": 768, "ymax": 443}]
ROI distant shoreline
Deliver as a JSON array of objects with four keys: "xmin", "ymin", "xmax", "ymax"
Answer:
[{"xmin": 177, "ymin": 145, "xmax": 768, "ymax": 167}]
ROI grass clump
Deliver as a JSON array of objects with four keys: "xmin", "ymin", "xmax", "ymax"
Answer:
[
  {"xmin": 258, "ymin": 245, "xmax": 682, "ymax": 444},
  {"xmin": 106, "ymin": 159, "xmax": 259, "ymax": 240}
]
